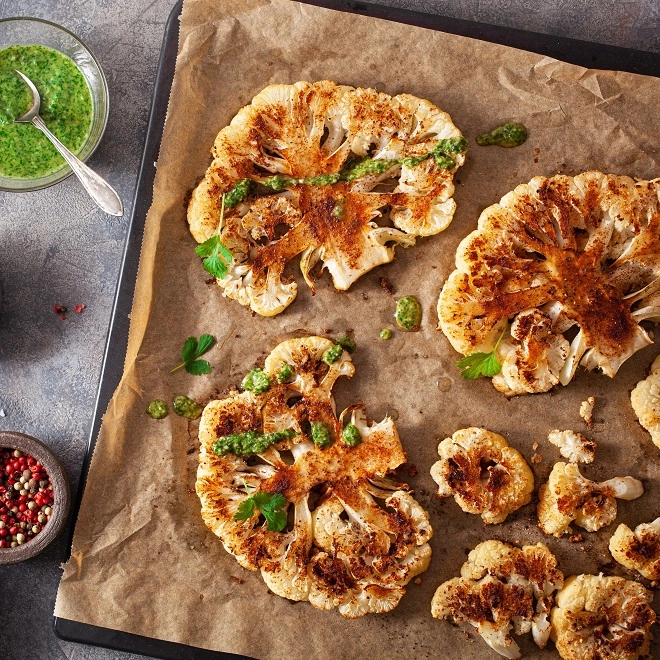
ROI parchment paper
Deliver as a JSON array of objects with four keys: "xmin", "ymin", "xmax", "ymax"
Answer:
[{"xmin": 55, "ymin": 1, "xmax": 660, "ymax": 657}]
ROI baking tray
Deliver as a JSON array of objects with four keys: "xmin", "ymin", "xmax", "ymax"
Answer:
[{"xmin": 53, "ymin": 1, "xmax": 660, "ymax": 658}]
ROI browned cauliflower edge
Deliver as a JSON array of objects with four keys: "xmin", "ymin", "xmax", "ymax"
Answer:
[
  {"xmin": 195, "ymin": 336, "xmax": 432, "ymax": 618},
  {"xmin": 188, "ymin": 80, "xmax": 467, "ymax": 316},
  {"xmin": 547, "ymin": 429, "xmax": 596, "ymax": 464},
  {"xmin": 609, "ymin": 517, "xmax": 660, "ymax": 581},
  {"xmin": 550, "ymin": 574, "xmax": 655, "ymax": 660},
  {"xmin": 537, "ymin": 462, "xmax": 643, "ymax": 537},
  {"xmin": 430, "ymin": 427, "xmax": 534, "ymax": 524},
  {"xmin": 630, "ymin": 354, "xmax": 660, "ymax": 450},
  {"xmin": 438, "ymin": 172, "xmax": 660, "ymax": 395},
  {"xmin": 431, "ymin": 540, "xmax": 564, "ymax": 658}
]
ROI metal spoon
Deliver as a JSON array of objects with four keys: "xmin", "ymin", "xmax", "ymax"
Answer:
[{"xmin": 13, "ymin": 70, "xmax": 123, "ymax": 216}]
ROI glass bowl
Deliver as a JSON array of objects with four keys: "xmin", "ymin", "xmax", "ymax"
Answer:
[{"xmin": 0, "ymin": 17, "xmax": 109, "ymax": 192}]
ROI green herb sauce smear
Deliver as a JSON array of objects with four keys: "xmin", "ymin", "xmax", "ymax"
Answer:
[
  {"xmin": 0, "ymin": 45, "xmax": 93, "ymax": 178},
  {"xmin": 476, "ymin": 122, "xmax": 527, "ymax": 148},
  {"xmin": 173, "ymin": 396, "xmax": 202, "ymax": 420},
  {"xmin": 213, "ymin": 428, "xmax": 296, "ymax": 457},
  {"xmin": 395, "ymin": 295, "xmax": 422, "ymax": 331},
  {"xmin": 146, "ymin": 399, "xmax": 169, "ymax": 419}
]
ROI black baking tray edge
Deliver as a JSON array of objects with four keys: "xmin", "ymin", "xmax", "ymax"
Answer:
[{"xmin": 54, "ymin": 1, "xmax": 660, "ymax": 659}]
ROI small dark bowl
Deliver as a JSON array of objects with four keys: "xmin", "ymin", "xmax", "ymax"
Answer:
[{"xmin": 0, "ymin": 431, "xmax": 70, "ymax": 564}]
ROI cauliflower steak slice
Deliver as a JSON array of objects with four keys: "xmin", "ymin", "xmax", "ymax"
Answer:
[
  {"xmin": 188, "ymin": 80, "xmax": 466, "ymax": 316},
  {"xmin": 431, "ymin": 540, "xmax": 564, "ymax": 659},
  {"xmin": 196, "ymin": 336, "xmax": 432, "ymax": 617},
  {"xmin": 430, "ymin": 427, "xmax": 534, "ymax": 524},
  {"xmin": 537, "ymin": 462, "xmax": 643, "ymax": 537},
  {"xmin": 550, "ymin": 574, "xmax": 655, "ymax": 660},
  {"xmin": 438, "ymin": 172, "xmax": 660, "ymax": 394}
]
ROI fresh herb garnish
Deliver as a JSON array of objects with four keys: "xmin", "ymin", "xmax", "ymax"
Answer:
[
  {"xmin": 456, "ymin": 328, "xmax": 507, "ymax": 380},
  {"xmin": 170, "ymin": 334, "xmax": 215, "ymax": 375},
  {"xmin": 195, "ymin": 194, "xmax": 233, "ymax": 279},
  {"xmin": 234, "ymin": 482, "xmax": 288, "ymax": 532}
]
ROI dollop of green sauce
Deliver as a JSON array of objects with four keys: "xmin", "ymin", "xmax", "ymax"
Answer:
[
  {"xmin": 342, "ymin": 423, "xmax": 362, "ymax": 447},
  {"xmin": 276, "ymin": 363, "xmax": 294, "ymax": 383},
  {"xmin": 311, "ymin": 422, "xmax": 332, "ymax": 448},
  {"xmin": 335, "ymin": 335, "xmax": 356, "ymax": 354},
  {"xmin": 146, "ymin": 399, "xmax": 169, "ymax": 419},
  {"xmin": 321, "ymin": 344, "xmax": 344, "ymax": 365},
  {"xmin": 173, "ymin": 395, "xmax": 202, "ymax": 420},
  {"xmin": 476, "ymin": 122, "xmax": 527, "ymax": 148},
  {"xmin": 395, "ymin": 295, "xmax": 422, "ymax": 331},
  {"xmin": 380, "ymin": 328, "xmax": 392, "ymax": 340},
  {"xmin": 224, "ymin": 136, "xmax": 468, "ymax": 201},
  {"xmin": 213, "ymin": 428, "xmax": 296, "ymax": 457},
  {"xmin": 0, "ymin": 45, "xmax": 93, "ymax": 178},
  {"xmin": 242, "ymin": 368, "xmax": 272, "ymax": 394}
]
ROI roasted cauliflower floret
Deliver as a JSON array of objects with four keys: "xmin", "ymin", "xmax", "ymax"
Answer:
[
  {"xmin": 537, "ymin": 462, "xmax": 643, "ymax": 537},
  {"xmin": 630, "ymin": 354, "xmax": 660, "ymax": 449},
  {"xmin": 609, "ymin": 516, "xmax": 660, "ymax": 581},
  {"xmin": 547, "ymin": 430, "xmax": 596, "ymax": 464},
  {"xmin": 431, "ymin": 540, "xmax": 564, "ymax": 658},
  {"xmin": 492, "ymin": 309, "xmax": 570, "ymax": 396},
  {"xmin": 196, "ymin": 336, "xmax": 432, "ymax": 617},
  {"xmin": 550, "ymin": 574, "xmax": 655, "ymax": 660},
  {"xmin": 188, "ymin": 80, "xmax": 466, "ymax": 316},
  {"xmin": 438, "ymin": 172, "xmax": 660, "ymax": 393},
  {"xmin": 430, "ymin": 427, "xmax": 534, "ymax": 524}
]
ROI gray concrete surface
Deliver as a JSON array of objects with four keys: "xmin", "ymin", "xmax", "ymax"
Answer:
[{"xmin": 0, "ymin": 1, "xmax": 657, "ymax": 659}]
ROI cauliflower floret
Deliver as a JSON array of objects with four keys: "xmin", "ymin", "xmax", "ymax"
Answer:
[
  {"xmin": 438, "ymin": 172, "xmax": 660, "ymax": 393},
  {"xmin": 189, "ymin": 80, "xmax": 466, "ymax": 316},
  {"xmin": 431, "ymin": 540, "xmax": 564, "ymax": 658},
  {"xmin": 550, "ymin": 574, "xmax": 655, "ymax": 660},
  {"xmin": 492, "ymin": 309, "xmax": 570, "ymax": 396},
  {"xmin": 630, "ymin": 354, "xmax": 660, "ymax": 449},
  {"xmin": 609, "ymin": 517, "xmax": 660, "ymax": 580},
  {"xmin": 579, "ymin": 396, "xmax": 595, "ymax": 426},
  {"xmin": 537, "ymin": 462, "xmax": 643, "ymax": 537},
  {"xmin": 430, "ymin": 427, "xmax": 534, "ymax": 524},
  {"xmin": 547, "ymin": 429, "xmax": 596, "ymax": 464},
  {"xmin": 196, "ymin": 336, "xmax": 432, "ymax": 617}
]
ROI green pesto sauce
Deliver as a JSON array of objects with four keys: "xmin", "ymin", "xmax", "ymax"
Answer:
[
  {"xmin": 0, "ymin": 45, "xmax": 93, "ymax": 178},
  {"xmin": 241, "ymin": 368, "xmax": 272, "ymax": 394},
  {"xmin": 173, "ymin": 395, "xmax": 202, "ymax": 420},
  {"xmin": 322, "ymin": 344, "xmax": 344, "ymax": 365},
  {"xmin": 146, "ymin": 399, "xmax": 169, "ymax": 419},
  {"xmin": 311, "ymin": 422, "xmax": 332, "ymax": 448},
  {"xmin": 276, "ymin": 363, "xmax": 294, "ymax": 383},
  {"xmin": 225, "ymin": 136, "xmax": 468, "ymax": 201},
  {"xmin": 395, "ymin": 295, "xmax": 422, "ymax": 331},
  {"xmin": 380, "ymin": 328, "xmax": 392, "ymax": 340},
  {"xmin": 342, "ymin": 423, "xmax": 362, "ymax": 447},
  {"xmin": 213, "ymin": 428, "xmax": 295, "ymax": 457},
  {"xmin": 476, "ymin": 122, "xmax": 527, "ymax": 148},
  {"xmin": 335, "ymin": 335, "xmax": 356, "ymax": 354}
]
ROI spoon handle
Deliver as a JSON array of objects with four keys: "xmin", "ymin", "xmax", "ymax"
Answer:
[{"xmin": 30, "ymin": 115, "xmax": 124, "ymax": 217}]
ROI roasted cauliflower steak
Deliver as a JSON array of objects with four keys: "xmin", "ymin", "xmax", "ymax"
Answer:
[
  {"xmin": 188, "ymin": 80, "xmax": 466, "ymax": 316},
  {"xmin": 430, "ymin": 427, "xmax": 534, "ymax": 524},
  {"xmin": 610, "ymin": 516, "xmax": 660, "ymax": 581},
  {"xmin": 438, "ymin": 172, "xmax": 660, "ymax": 394},
  {"xmin": 196, "ymin": 336, "xmax": 432, "ymax": 617},
  {"xmin": 550, "ymin": 574, "xmax": 655, "ymax": 660},
  {"xmin": 431, "ymin": 540, "xmax": 564, "ymax": 659},
  {"xmin": 537, "ymin": 462, "xmax": 643, "ymax": 537},
  {"xmin": 630, "ymin": 354, "xmax": 660, "ymax": 450}
]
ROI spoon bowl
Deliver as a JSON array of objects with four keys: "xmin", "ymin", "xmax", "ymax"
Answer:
[{"xmin": 14, "ymin": 70, "xmax": 123, "ymax": 216}]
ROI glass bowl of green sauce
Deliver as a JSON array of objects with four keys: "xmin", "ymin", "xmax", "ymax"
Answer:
[{"xmin": 0, "ymin": 17, "xmax": 109, "ymax": 192}]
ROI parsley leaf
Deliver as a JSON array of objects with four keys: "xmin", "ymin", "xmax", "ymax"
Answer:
[
  {"xmin": 195, "ymin": 235, "xmax": 233, "ymax": 279},
  {"xmin": 457, "ymin": 327, "xmax": 506, "ymax": 380},
  {"xmin": 170, "ymin": 333, "xmax": 215, "ymax": 374},
  {"xmin": 234, "ymin": 483, "xmax": 288, "ymax": 532}
]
